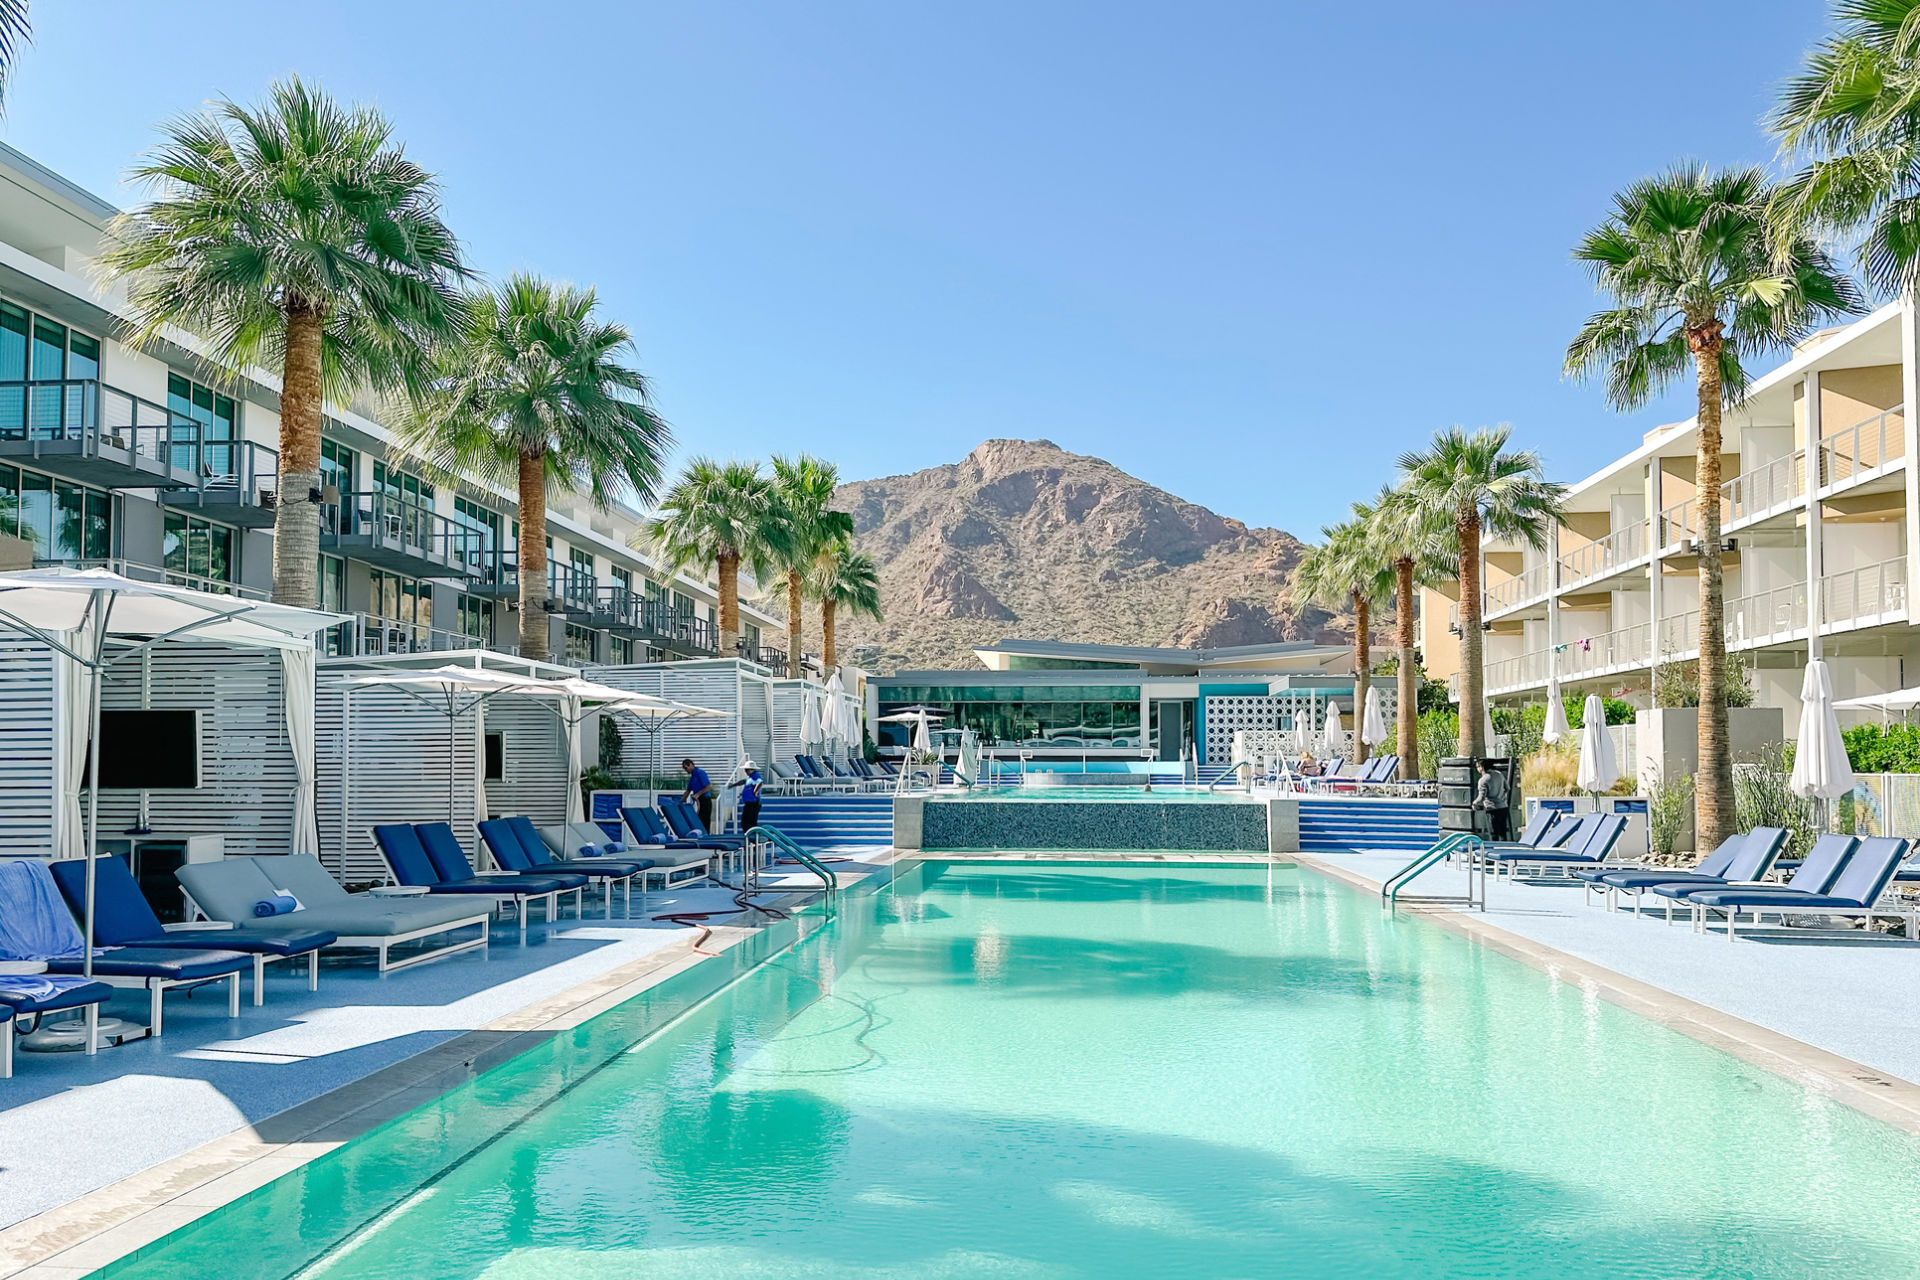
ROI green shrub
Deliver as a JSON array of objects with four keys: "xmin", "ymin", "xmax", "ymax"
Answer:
[
  {"xmin": 1417, "ymin": 708, "xmax": 1459, "ymax": 770},
  {"xmin": 1734, "ymin": 744, "xmax": 1819, "ymax": 859},
  {"xmin": 1654, "ymin": 658, "xmax": 1754, "ymax": 708},
  {"xmin": 1646, "ymin": 771, "xmax": 1694, "ymax": 857},
  {"xmin": 1841, "ymin": 723, "xmax": 1920, "ymax": 774}
]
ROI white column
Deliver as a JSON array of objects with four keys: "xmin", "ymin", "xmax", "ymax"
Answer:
[
  {"xmin": 1806, "ymin": 371, "xmax": 1825, "ymax": 663},
  {"xmin": 1648, "ymin": 459, "xmax": 1663, "ymax": 691},
  {"xmin": 1546, "ymin": 522, "xmax": 1560, "ymax": 686},
  {"xmin": 1903, "ymin": 298, "xmax": 1920, "ymax": 640}
]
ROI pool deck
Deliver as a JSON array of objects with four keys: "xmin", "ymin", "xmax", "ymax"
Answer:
[
  {"xmin": 1302, "ymin": 850, "xmax": 1920, "ymax": 1135},
  {"xmin": 0, "ymin": 851, "xmax": 893, "ymax": 1280}
]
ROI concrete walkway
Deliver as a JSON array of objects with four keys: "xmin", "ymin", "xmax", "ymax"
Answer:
[{"xmin": 1312, "ymin": 849, "xmax": 1920, "ymax": 1089}]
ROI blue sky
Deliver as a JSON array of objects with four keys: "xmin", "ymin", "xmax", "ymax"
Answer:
[{"xmin": 2, "ymin": 2, "xmax": 1838, "ymax": 537}]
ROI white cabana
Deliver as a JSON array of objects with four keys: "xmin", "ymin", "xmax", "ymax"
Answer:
[
  {"xmin": 1576, "ymin": 694, "xmax": 1619, "ymax": 798},
  {"xmin": 609, "ymin": 694, "xmax": 729, "ymax": 805},
  {"xmin": 1833, "ymin": 687, "xmax": 1920, "ymax": 715},
  {"xmin": 1791, "ymin": 659, "xmax": 1856, "ymax": 803},
  {"xmin": 1360, "ymin": 686, "xmax": 1388, "ymax": 752},
  {"xmin": 1543, "ymin": 675, "xmax": 1570, "ymax": 744},
  {"xmin": 0, "ymin": 567, "xmax": 345, "ymax": 987}
]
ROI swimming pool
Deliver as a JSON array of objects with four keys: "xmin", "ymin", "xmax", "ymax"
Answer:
[{"xmin": 100, "ymin": 860, "xmax": 1920, "ymax": 1278}]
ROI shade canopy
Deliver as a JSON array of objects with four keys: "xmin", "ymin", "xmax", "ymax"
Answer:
[
  {"xmin": 1576, "ymin": 694, "xmax": 1619, "ymax": 794},
  {"xmin": 1791, "ymin": 659, "xmax": 1856, "ymax": 801},
  {"xmin": 0, "ymin": 567, "xmax": 348, "ymax": 655},
  {"xmin": 1543, "ymin": 676, "xmax": 1570, "ymax": 744},
  {"xmin": 1360, "ymin": 686, "xmax": 1388, "ymax": 747},
  {"xmin": 1832, "ymin": 687, "xmax": 1920, "ymax": 712}
]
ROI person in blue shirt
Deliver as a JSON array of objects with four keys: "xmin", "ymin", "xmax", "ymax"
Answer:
[
  {"xmin": 681, "ymin": 758, "xmax": 714, "ymax": 831},
  {"xmin": 738, "ymin": 763, "xmax": 763, "ymax": 833}
]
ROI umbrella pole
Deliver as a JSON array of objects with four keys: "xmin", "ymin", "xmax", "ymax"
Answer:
[{"xmin": 81, "ymin": 591, "xmax": 105, "ymax": 1054}]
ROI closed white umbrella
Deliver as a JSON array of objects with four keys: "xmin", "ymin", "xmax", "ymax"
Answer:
[
  {"xmin": 799, "ymin": 689, "xmax": 823, "ymax": 750},
  {"xmin": 1576, "ymin": 694, "xmax": 1619, "ymax": 797},
  {"xmin": 1791, "ymin": 659, "xmax": 1855, "ymax": 802},
  {"xmin": 1483, "ymin": 701, "xmax": 1500, "ymax": 757},
  {"xmin": 1361, "ymin": 686, "xmax": 1388, "ymax": 748},
  {"xmin": 1318, "ymin": 702, "xmax": 1346, "ymax": 757},
  {"xmin": 1543, "ymin": 674, "xmax": 1570, "ymax": 744}
]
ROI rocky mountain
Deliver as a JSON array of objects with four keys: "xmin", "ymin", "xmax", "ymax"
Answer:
[{"xmin": 832, "ymin": 438, "xmax": 1344, "ymax": 672}]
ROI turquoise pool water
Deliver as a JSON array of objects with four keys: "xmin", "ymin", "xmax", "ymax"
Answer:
[
  {"xmin": 103, "ymin": 861, "xmax": 1920, "ymax": 1278},
  {"xmin": 938, "ymin": 785, "xmax": 1263, "ymax": 802}
]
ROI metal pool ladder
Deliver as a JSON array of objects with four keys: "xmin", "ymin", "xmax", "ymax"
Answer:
[
  {"xmin": 1382, "ymin": 833, "xmax": 1486, "ymax": 913},
  {"xmin": 1208, "ymin": 761, "xmax": 1254, "ymax": 793},
  {"xmin": 745, "ymin": 825, "xmax": 838, "ymax": 893}
]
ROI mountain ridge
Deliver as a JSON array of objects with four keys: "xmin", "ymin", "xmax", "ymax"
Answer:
[{"xmin": 830, "ymin": 438, "xmax": 1343, "ymax": 671}]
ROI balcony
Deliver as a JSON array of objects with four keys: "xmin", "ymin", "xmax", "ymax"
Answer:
[
  {"xmin": 1484, "ymin": 648, "xmax": 1550, "ymax": 695},
  {"xmin": 0, "ymin": 379, "xmax": 203, "ymax": 490},
  {"xmin": 1823, "ymin": 555, "xmax": 1907, "ymax": 632},
  {"xmin": 1559, "ymin": 519, "xmax": 1648, "ymax": 588},
  {"xmin": 35, "ymin": 556, "xmax": 269, "ymax": 600},
  {"xmin": 547, "ymin": 562, "xmax": 597, "ymax": 617},
  {"xmin": 1817, "ymin": 405, "xmax": 1905, "ymax": 493},
  {"xmin": 159, "ymin": 440, "xmax": 280, "ymax": 528},
  {"xmin": 739, "ymin": 640, "xmax": 789, "ymax": 671},
  {"xmin": 320, "ymin": 491, "xmax": 481, "ymax": 579},
  {"xmin": 1721, "ymin": 450, "xmax": 1805, "ymax": 531},
  {"xmin": 333, "ymin": 612, "xmax": 503, "ymax": 658},
  {"xmin": 1484, "ymin": 563, "xmax": 1549, "ymax": 616}
]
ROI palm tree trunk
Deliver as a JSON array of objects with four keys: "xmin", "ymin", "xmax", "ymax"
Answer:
[
  {"xmin": 1691, "ymin": 329, "xmax": 1733, "ymax": 853},
  {"xmin": 1395, "ymin": 558, "xmax": 1418, "ymax": 777},
  {"xmin": 787, "ymin": 568, "xmax": 804, "ymax": 677},
  {"xmin": 823, "ymin": 600, "xmax": 838, "ymax": 669},
  {"xmin": 717, "ymin": 552, "xmax": 740, "ymax": 654},
  {"xmin": 1352, "ymin": 592, "xmax": 1371, "ymax": 765},
  {"xmin": 517, "ymin": 450, "xmax": 549, "ymax": 662},
  {"xmin": 1457, "ymin": 509, "xmax": 1485, "ymax": 758},
  {"xmin": 271, "ymin": 304, "xmax": 325, "ymax": 609}
]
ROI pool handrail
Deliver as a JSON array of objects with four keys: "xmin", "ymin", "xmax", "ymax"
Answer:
[
  {"xmin": 1383, "ymin": 833, "xmax": 1486, "ymax": 912},
  {"xmin": 1209, "ymin": 761, "xmax": 1255, "ymax": 793},
  {"xmin": 745, "ymin": 825, "xmax": 837, "ymax": 892}
]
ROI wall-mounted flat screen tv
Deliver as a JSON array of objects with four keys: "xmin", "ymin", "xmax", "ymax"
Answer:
[{"xmin": 94, "ymin": 709, "xmax": 202, "ymax": 789}]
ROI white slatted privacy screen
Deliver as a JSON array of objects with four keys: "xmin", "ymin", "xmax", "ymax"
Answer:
[{"xmin": 0, "ymin": 635, "xmax": 57, "ymax": 857}]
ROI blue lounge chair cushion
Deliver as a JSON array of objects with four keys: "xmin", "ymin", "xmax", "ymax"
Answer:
[
  {"xmin": 45, "ymin": 946, "xmax": 251, "ymax": 981},
  {"xmin": 659, "ymin": 797, "xmax": 744, "ymax": 847},
  {"xmin": 1693, "ymin": 837, "xmax": 1913, "ymax": 912},
  {"xmin": 620, "ymin": 807, "xmax": 697, "ymax": 848},
  {"xmin": 136, "ymin": 926, "xmax": 337, "ymax": 957},
  {"xmin": 427, "ymin": 822, "xmax": 589, "ymax": 891},
  {"xmin": 44, "ymin": 856, "xmax": 339, "ymax": 956},
  {"xmin": 1490, "ymin": 815, "xmax": 1626, "ymax": 865},
  {"xmin": 1670, "ymin": 832, "xmax": 1858, "ymax": 903},
  {"xmin": 374, "ymin": 823, "xmax": 443, "ymax": 886},
  {"xmin": 1578, "ymin": 833, "xmax": 1748, "ymax": 888}
]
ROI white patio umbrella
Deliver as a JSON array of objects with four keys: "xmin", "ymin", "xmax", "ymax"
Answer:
[
  {"xmin": 824, "ymin": 670, "xmax": 860, "ymax": 758},
  {"xmin": 1543, "ymin": 674, "xmax": 1570, "ymax": 744},
  {"xmin": 1576, "ymin": 693, "xmax": 1619, "ymax": 800},
  {"xmin": 1833, "ymin": 686, "xmax": 1920, "ymax": 715},
  {"xmin": 955, "ymin": 729, "xmax": 982, "ymax": 787},
  {"xmin": 0, "ymin": 568, "xmax": 346, "ymax": 995},
  {"xmin": 799, "ymin": 689, "xmax": 823, "ymax": 753},
  {"xmin": 1317, "ymin": 701, "xmax": 1346, "ymax": 758},
  {"xmin": 545, "ymin": 679, "xmax": 699, "ymax": 823},
  {"xmin": 1361, "ymin": 686, "xmax": 1388, "ymax": 751},
  {"xmin": 1483, "ymin": 700, "xmax": 1500, "ymax": 757},
  {"xmin": 1791, "ymin": 659, "xmax": 1855, "ymax": 805},
  {"xmin": 609, "ymin": 695, "xmax": 727, "ymax": 806}
]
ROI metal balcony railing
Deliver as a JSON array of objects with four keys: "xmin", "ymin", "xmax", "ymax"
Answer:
[
  {"xmin": 548, "ymin": 561, "xmax": 596, "ymax": 613},
  {"xmin": 342, "ymin": 613, "xmax": 499, "ymax": 657},
  {"xmin": 1483, "ymin": 648, "xmax": 1549, "ymax": 693},
  {"xmin": 740, "ymin": 641, "xmax": 788, "ymax": 670},
  {"xmin": 1822, "ymin": 555, "xmax": 1907, "ymax": 631},
  {"xmin": 1559, "ymin": 519, "xmax": 1648, "ymax": 586},
  {"xmin": 188, "ymin": 439, "xmax": 277, "ymax": 501},
  {"xmin": 1721, "ymin": 450, "xmax": 1804, "ymax": 528},
  {"xmin": 1818, "ymin": 405, "xmax": 1905, "ymax": 491},
  {"xmin": 0, "ymin": 377, "xmax": 198, "ymax": 458},
  {"xmin": 322, "ymin": 490, "xmax": 482, "ymax": 571},
  {"xmin": 35, "ymin": 556, "xmax": 268, "ymax": 600},
  {"xmin": 1484, "ymin": 563, "xmax": 1549, "ymax": 614}
]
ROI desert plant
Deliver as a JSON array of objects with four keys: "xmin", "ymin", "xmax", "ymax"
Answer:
[
  {"xmin": 1521, "ymin": 744, "xmax": 1580, "ymax": 797},
  {"xmin": 1645, "ymin": 771, "xmax": 1695, "ymax": 858},
  {"xmin": 1734, "ymin": 744, "xmax": 1820, "ymax": 858},
  {"xmin": 1653, "ymin": 657, "xmax": 1754, "ymax": 708}
]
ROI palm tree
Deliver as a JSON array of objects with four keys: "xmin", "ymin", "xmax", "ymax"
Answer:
[
  {"xmin": 1293, "ymin": 503, "xmax": 1394, "ymax": 763},
  {"xmin": 1771, "ymin": 2, "xmax": 1920, "ymax": 298},
  {"xmin": 812, "ymin": 542, "xmax": 881, "ymax": 670},
  {"xmin": 1564, "ymin": 163, "xmax": 1861, "ymax": 853},
  {"xmin": 398, "ymin": 274, "xmax": 670, "ymax": 662},
  {"xmin": 647, "ymin": 459, "xmax": 787, "ymax": 657},
  {"xmin": 0, "ymin": 1, "xmax": 31, "ymax": 113},
  {"xmin": 1396, "ymin": 427, "xmax": 1566, "ymax": 762},
  {"xmin": 770, "ymin": 455, "xmax": 853, "ymax": 677},
  {"xmin": 99, "ymin": 77, "xmax": 468, "ymax": 608},
  {"xmin": 1372, "ymin": 483, "xmax": 1456, "ymax": 779}
]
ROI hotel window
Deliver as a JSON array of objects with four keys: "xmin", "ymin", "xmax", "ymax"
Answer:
[
  {"xmin": 610, "ymin": 636, "xmax": 634, "ymax": 664},
  {"xmin": 317, "ymin": 555, "xmax": 348, "ymax": 656},
  {"xmin": 0, "ymin": 303, "xmax": 102, "ymax": 439},
  {"xmin": 0, "ymin": 464, "xmax": 111, "ymax": 561},
  {"xmin": 610, "ymin": 565, "xmax": 631, "ymax": 593},
  {"xmin": 319, "ymin": 439, "xmax": 357, "ymax": 532},
  {"xmin": 452, "ymin": 495, "xmax": 500, "ymax": 573},
  {"xmin": 743, "ymin": 622, "xmax": 761, "ymax": 649},
  {"xmin": 672, "ymin": 590, "xmax": 695, "ymax": 618},
  {"xmin": 368, "ymin": 569, "xmax": 432, "ymax": 640},
  {"xmin": 569, "ymin": 545, "xmax": 595, "ymax": 585},
  {"xmin": 564, "ymin": 623, "xmax": 597, "ymax": 665},
  {"xmin": 456, "ymin": 594, "xmax": 494, "ymax": 646},
  {"xmin": 167, "ymin": 373, "xmax": 237, "ymax": 470},
  {"xmin": 162, "ymin": 511, "xmax": 235, "ymax": 587}
]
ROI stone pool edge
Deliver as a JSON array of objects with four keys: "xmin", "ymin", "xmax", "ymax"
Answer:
[
  {"xmin": 1295, "ymin": 852, "xmax": 1920, "ymax": 1140},
  {"xmin": 0, "ymin": 870, "xmax": 874, "ymax": 1280}
]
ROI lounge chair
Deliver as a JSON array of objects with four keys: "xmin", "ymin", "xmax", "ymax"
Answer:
[
  {"xmin": 614, "ymin": 807, "xmax": 714, "ymax": 887},
  {"xmin": 0, "ymin": 977, "xmax": 114, "ymax": 1076},
  {"xmin": 1482, "ymin": 814, "xmax": 1628, "ymax": 880},
  {"xmin": 178, "ymin": 855, "xmax": 489, "ymax": 972},
  {"xmin": 0, "ymin": 859, "xmax": 249, "ymax": 1037},
  {"xmin": 1498, "ymin": 808, "xmax": 1563, "ymax": 850},
  {"xmin": 1580, "ymin": 828, "xmax": 1788, "ymax": 917},
  {"xmin": 373, "ymin": 824, "xmax": 581, "ymax": 939},
  {"xmin": 1300, "ymin": 757, "xmax": 1347, "ymax": 792},
  {"xmin": 659, "ymin": 796, "xmax": 747, "ymax": 849},
  {"xmin": 475, "ymin": 819, "xmax": 644, "ymax": 916},
  {"xmin": 47, "ymin": 855, "xmax": 336, "ymax": 1007},
  {"xmin": 1683, "ymin": 835, "xmax": 1914, "ymax": 941}
]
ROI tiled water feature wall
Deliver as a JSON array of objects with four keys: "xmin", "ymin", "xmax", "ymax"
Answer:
[{"xmin": 906, "ymin": 796, "xmax": 1276, "ymax": 853}]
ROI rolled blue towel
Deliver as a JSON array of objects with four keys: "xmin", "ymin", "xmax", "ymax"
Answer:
[
  {"xmin": 252, "ymin": 891, "xmax": 299, "ymax": 918},
  {"xmin": 578, "ymin": 845, "xmax": 600, "ymax": 859},
  {"xmin": 604, "ymin": 842, "xmax": 626, "ymax": 854}
]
